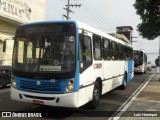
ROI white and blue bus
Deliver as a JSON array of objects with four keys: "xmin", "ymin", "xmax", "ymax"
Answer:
[
  {"xmin": 134, "ymin": 49, "xmax": 147, "ymax": 74},
  {"xmin": 11, "ymin": 20, "xmax": 134, "ymax": 109}
]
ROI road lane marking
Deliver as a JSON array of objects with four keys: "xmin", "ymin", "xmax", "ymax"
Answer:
[{"xmin": 108, "ymin": 73, "xmax": 155, "ymax": 120}]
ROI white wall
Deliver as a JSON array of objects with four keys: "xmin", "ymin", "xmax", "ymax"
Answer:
[
  {"xmin": 0, "ymin": 0, "xmax": 46, "ymax": 66},
  {"xmin": 0, "ymin": 0, "xmax": 46, "ymax": 24}
]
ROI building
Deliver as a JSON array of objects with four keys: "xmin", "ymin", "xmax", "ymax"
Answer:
[
  {"xmin": 0, "ymin": 0, "xmax": 46, "ymax": 67},
  {"xmin": 116, "ymin": 26, "xmax": 133, "ymax": 43},
  {"xmin": 109, "ymin": 33, "xmax": 131, "ymax": 44}
]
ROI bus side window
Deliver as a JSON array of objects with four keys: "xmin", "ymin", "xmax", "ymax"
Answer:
[
  {"xmin": 79, "ymin": 34, "xmax": 92, "ymax": 73},
  {"xmin": 123, "ymin": 46, "xmax": 127, "ymax": 60},
  {"xmin": 79, "ymin": 35, "xmax": 92, "ymax": 62},
  {"xmin": 103, "ymin": 38, "xmax": 111, "ymax": 60},
  {"xmin": 93, "ymin": 34, "xmax": 102, "ymax": 60},
  {"xmin": 118, "ymin": 44, "xmax": 123, "ymax": 60},
  {"xmin": 111, "ymin": 41, "xmax": 117, "ymax": 60}
]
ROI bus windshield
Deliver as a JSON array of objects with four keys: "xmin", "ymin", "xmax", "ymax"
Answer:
[
  {"xmin": 12, "ymin": 23, "xmax": 76, "ymax": 74},
  {"xmin": 134, "ymin": 51, "xmax": 143, "ymax": 66}
]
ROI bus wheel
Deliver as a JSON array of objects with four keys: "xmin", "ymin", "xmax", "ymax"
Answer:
[
  {"xmin": 87, "ymin": 81, "xmax": 101, "ymax": 109},
  {"xmin": 119, "ymin": 73, "xmax": 127, "ymax": 90}
]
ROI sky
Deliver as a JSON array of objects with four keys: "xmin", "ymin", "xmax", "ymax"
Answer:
[{"xmin": 45, "ymin": 0, "xmax": 160, "ymax": 65}]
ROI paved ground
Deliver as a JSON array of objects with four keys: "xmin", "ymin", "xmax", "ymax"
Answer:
[{"xmin": 117, "ymin": 72, "xmax": 160, "ymax": 120}]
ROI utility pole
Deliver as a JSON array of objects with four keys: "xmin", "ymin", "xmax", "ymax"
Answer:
[
  {"xmin": 63, "ymin": 0, "xmax": 81, "ymax": 20},
  {"xmin": 159, "ymin": 36, "xmax": 160, "ymax": 72}
]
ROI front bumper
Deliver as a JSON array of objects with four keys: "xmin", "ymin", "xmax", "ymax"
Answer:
[{"xmin": 11, "ymin": 87, "xmax": 79, "ymax": 108}]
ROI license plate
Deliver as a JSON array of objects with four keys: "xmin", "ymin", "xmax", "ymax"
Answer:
[{"xmin": 33, "ymin": 100, "xmax": 44, "ymax": 105}]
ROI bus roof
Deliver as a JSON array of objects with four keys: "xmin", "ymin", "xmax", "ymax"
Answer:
[
  {"xmin": 133, "ymin": 49, "xmax": 147, "ymax": 56},
  {"xmin": 17, "ymin": 20, "xmax": 132, "ymax": 48},
  {"xmin": 78, "ymin": 22, "xmax": 132, "ymax": 47},
  {"xmin": 18, "ymin": 20, "xmax": 77, "ymax": 27},
  {"xmin": 133, "ymin": 49, "xmax": 145, "ymax": 52}
]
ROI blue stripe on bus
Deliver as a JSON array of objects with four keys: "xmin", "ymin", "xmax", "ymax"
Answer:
[
  {"xmin": 127, "ymin": 60, "xmax": 133, "ymax": 81},
  {"xmin": 73, "ymin": 21, "xmax": 79, "ymax": 92},
  {"xmin": 121, "ymin": 60, "xmax": 133, "ymax": 85}
]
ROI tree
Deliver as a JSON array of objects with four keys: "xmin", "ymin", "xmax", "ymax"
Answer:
[
  {"xmin": 133, "ymin": 0, "xmax": 160, "ymax": 40},
  {"xmin": 155, "ymin": 56, "xmax": 160, "ymax": 67}
]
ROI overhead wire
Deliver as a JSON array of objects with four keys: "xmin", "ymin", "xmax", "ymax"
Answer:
[
  {"xmin": 86, "ymin": 2, "xmax": 118, "ymax": 27},
  {"xmin": 83, "ymin": 1, "xmax": 114, "ymax": 27},
  {"xmin": 70, "ymin": 2, "xmax": 110, "ymax": 32},
  {"xmin": 61, "ymin": 0, "xmax": 117, "ymax": 33},
  {"xmin": 77, "ymin": 6, "xmax": 110, "ymax": 29},
  {"xmin": 81, "ymin": 0, "xmax": 117, "ymax": 32}
]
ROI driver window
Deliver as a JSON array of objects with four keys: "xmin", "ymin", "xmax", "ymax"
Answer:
[{"xmin": 79, "ymin": 34, "xmax": 92, "ymax": 62}]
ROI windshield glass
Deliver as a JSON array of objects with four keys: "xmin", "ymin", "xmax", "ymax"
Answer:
[
  {"xmin": 134, "ymin": 50, "xmax": 143, "ymax": 67},
  {"xmin": 13, "ymin": 23, "xmax": 76, "ymax": 73}
]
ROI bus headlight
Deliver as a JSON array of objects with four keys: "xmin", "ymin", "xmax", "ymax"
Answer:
[
  {"xmin": 11, "ymin": 76, "xmax": 16, "ymax": 89},
  {"xmin": 66, "ymin": 79, "xmax": 74, "ymax": 92}
]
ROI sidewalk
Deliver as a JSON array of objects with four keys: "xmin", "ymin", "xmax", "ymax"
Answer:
[{"xmin": 117, "ymin": 72, "xmax": 160, "ymax": 120}]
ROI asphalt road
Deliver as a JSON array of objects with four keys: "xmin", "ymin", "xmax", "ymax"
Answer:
[{"xmin": 0, "ymin": 73, "xmax": 152, "ymax": 120}]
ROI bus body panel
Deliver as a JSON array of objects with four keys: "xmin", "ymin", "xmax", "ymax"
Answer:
[
  {"xmin": 78, "ymin": 60, "xmax": 103, "ymax": 103},
  {"xmin": 77, "ymin": 85, "xmax": 94, "ymax": 107}
]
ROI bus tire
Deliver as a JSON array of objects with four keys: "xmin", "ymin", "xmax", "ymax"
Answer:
[
  {"xmin": 119, "ymin": 73, "xmax": 127, "ymax": 90},
  {"xmin": 87, "ymin": 81, "xmax": 101, "ymax": 109}
]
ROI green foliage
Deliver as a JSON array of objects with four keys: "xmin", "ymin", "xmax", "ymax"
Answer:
[
  {"xmin": 133, "ymin": 0, "xmax": 160, "ymax": 40},
  {"xmin": 155, "ymin": 56, "xmax": 160, "ymax": 67}
]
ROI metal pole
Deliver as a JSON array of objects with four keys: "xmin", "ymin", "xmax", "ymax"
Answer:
[
  {"xmin": 159, "ymin": 36, "xmax": 160, "ymax": 72},
  {"xmin": 158, "ymin": 5, "xmax": 160, "ymax": 73},
  {"xmin": 67, "ymin": 0, "xmax": 70, "ymax": 20}
]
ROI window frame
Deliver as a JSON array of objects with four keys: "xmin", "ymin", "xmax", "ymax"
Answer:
[
  {"xmin": 93, "ymin": 34, "xmax": 102, "ymax": 60},
  {"xmin": 79, "ymin": 33, "xmax": 93, "ymax": 73},
  {"xmin": 111, "ymin": 41, "xmax": 118, "ymax": 60},
  {"xmin": 103, "ymin": 38, "xmax": 111, "ymax": 60}
]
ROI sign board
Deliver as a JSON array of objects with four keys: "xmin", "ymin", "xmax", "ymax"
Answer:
[{"xmin": 0, "ymin": 0, "xmax": 46, "ymax": 24}]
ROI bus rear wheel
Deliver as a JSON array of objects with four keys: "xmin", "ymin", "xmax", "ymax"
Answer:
[{"xmin": 87, "ymin": 81, "xmax": 101, "ymax": 109}]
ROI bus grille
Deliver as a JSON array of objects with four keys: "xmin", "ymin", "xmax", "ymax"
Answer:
[{"xmin": 18, "ymin": 79, "xmax": 67, "ymax": 94}]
